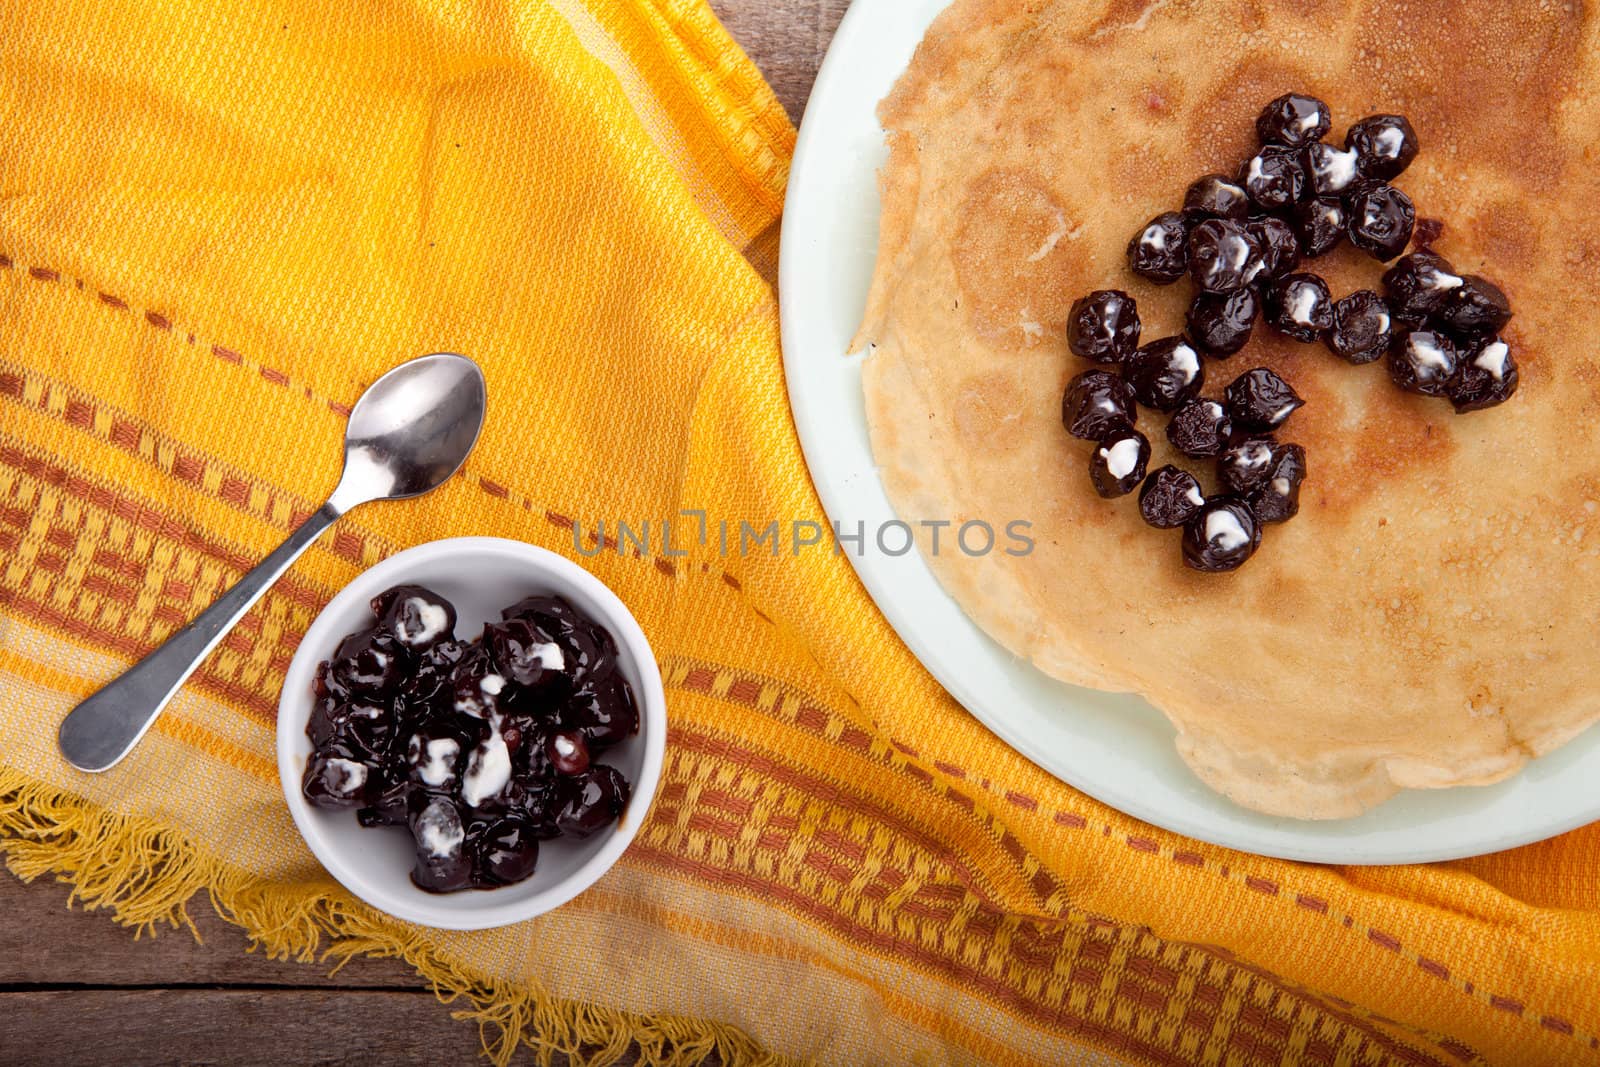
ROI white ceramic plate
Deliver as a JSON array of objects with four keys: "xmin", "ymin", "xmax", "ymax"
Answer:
[{"xmin": 777, "ymin": 0, "xmax": 1600, "ymax": 863}]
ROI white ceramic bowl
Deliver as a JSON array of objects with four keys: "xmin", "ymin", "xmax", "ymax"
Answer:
[{"xmin": 277, "ymin": 536, "xmax": 666, "ymax": 930}]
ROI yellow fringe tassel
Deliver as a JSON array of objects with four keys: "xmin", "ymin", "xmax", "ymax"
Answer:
[{"xmin": 0, "ymin": 767, "xmax": 799, "ymax": 1067}]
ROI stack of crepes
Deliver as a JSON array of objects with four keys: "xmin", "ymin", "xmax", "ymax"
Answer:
[{"xmin": 0, "ymin": 1, "xmax": 1596, "ymax": 1064}]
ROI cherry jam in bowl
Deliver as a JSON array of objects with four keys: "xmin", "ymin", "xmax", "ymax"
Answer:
[{"xmin": 276, "ymin": 537, "xmax": 666, "ymax": 930}]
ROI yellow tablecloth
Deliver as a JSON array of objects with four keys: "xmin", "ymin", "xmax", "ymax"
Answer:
[{"xmin": 1, "ymin": 1, "xmax": 1596, "ymax": 1064}]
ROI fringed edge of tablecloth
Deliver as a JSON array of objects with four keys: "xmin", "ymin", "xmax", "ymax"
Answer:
[{"xmin": 0, "ymin": 767, "xmax": 800, "ymax": 1067}]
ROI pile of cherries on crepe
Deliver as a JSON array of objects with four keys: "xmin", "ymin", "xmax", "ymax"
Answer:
[
  {"xmin": 302, "ymin": 585, "xmax": 636, "ymax": 893},
  {"xmin": 1062, "ymin": 93, "xmax": 1517, "ymax": 573}
]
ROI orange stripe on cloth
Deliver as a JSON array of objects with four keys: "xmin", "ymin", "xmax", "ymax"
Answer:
[
  {"xmin": 657, "ymin": 655, "xmax": 1579, "ymax": 1060},
  {"xmin": 0, "ymin": 261, "xmax": 767, "ymax": 585},
  {"xmin": 0, "ymin": 654, "xmax": 275, "ymax": 783},
  {"xmin": 0, "ymin": 356, "xmax": 379, "ymax": 568},
  {"xmin": 632, "ymin": 729, "xmax": 1466, "ymax": 1067},
  {"xmin": 0, "ymin": 257, "xmax": 359, "ymax": 421},
  {"xmin": 0, "ymin": 440, "xmax": 322, "ymax": 721},
  {"xmin": 569, "ymin": 883, "xmax": 1136, "ymax": 1067}
]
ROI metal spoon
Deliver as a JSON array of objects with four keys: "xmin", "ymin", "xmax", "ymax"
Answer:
[{"xmin": 58, "ymin": 353, "xmax": 487, "ymax": 772}]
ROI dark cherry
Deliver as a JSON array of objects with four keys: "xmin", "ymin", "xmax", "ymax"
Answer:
[
  {"xmin": 475, "ymin": 818, "xmax": 540, "ymax": 885},
  {"xmin": 372, "ymin": 584, "xmax": 456, "ymax": 649},
  {"xmin": 406, "ymin": 728, "xmax": 464, "ymax": 792},
  {"xmin": 1089, "ymin": 428, "xmax": 1151, "ymax": 498},
  {"xmin": 305, "ymin": 584, "xmax": 636, "ymax": 894},
  {"xmin": 504, "ymin": 714, "xmax": 552, "ymax": 780},
  {"xmin": 1256, "ymin": 93, "xmax": 1331, "ymax": 148},
  {"xmin": 356, "ymin": 777, "xmax": 410, "ymax": 828},
  {"xmin": 410, "ymin": 795, "xmax": 473, "ymax": 893},
  {"xmin": 327, "ymin": 628, "xmax": 409, "ymax": 698},
  {"xmin": 514, "ymin": 785, "xmax": 560, "ymax": 838},
  {"xmin": 1181, "ymin": 498, "xmax": 1262, "ymax": 573},
  {"xmin": 502, "ymin": 594, "xmax": 618, "ymax": 693},
  {"xmin": 1127, "ymin": 211, "xmax": 1189, "ymax": 284},
  {"xmin": 1301, "ymin": 142, "xmax": 1361, "ymax": 197},
  {"xmin": 401, "ymin": 639, "xmax": 469, "ymax": 707},
  {"xmin": 302, "ymin": 747, "xmax": 373, "ymax": 809},
  {"xmin": 1345, "ymin": 114, "xmax": 1419, "ymax": 180},
  {"xmin": 1412, "ymin": 217, "xmax": 1445, "ymax": 248},
  {"xmin": 546, "ymin": 729, "xmax": 592, "ymax": 776},
  {"xmin": 450, "ymin": 648, "xmax": 504, "ymax": 719},
  {"xmin": 1438, "ymin": 275, "xmax": 1512, "ymax": 339},
  {"xmin": 1264, "ymin": 273, "xmax": 1333, "ymax": 342},
  {"xmin": 466, "ymin": 721, "xmax": 528, "ymax": 812},
  {"xmin": 1249, "ymin": 444, "xmax": 1307, "ymax": 524},
  {"xmin": 1225, "ymin": 368, "xmax": 1303, "ymax": 432},
  {"xmin": 565, "ymin": 677, "xmax": 639, "ymax": 751},
  {"xmin": 1382, "ymin": 250, "xmax": 1464, "ymax": 327},
  {"xmin": 553, "ymin": 623, "xmax": 616, "ymax": 692},
  {"xmin": 497, "ymin": 712, "xmax": 531, "ymax": 757},
  {"xmin": 1449, "ymin": 337, "xmax": 1519, "ymax": 413},
  {"xmin": 1292, "ymin": 197, "xmax": 1345, "ymax": 257},
  {"xmin": 484, "ymin": 617, "xmax": 572, "ymax": 693},
  {"xmin": 1238, "ymin": 145, "xmax": 1307, "ymax": 212},
  {"xmin": 1187, "ymin": 218, "xmax": 1265, "ymax": 294},
  {"xmin": 554, "ymin": 765, "xmax": 632, "ymax": 838},
  {"xmin": 1346, "ymin": 182, "xmax": 1415, "ymax": 261},
  {"xmin": 1139, "ymin": 466, "xmax": 1207, "ymax": 529},
  {"xmin": 1326, "ymin": 290, "xmax": 1394, "ymax": 364},
  {"xmin": 1067, "ymin": 290, "xmax": 1142, "ymax": 363},
  {"xmin": 1183, "ymin": 174, "xmax": 1251, "ymax": 220},
  {"xmin": 1387, "ymin": 328, "xmax": 1459, "ymax": 396},
  {"xmin": 1217, "ymin": 436, "xmax": 1280, "ymax": 495},
  {"xmin": 1166, "ymin": 399, "xmax": 1233, "ymax": 459},
  {"xmin": 501, "ymin": 593, "xmax": 585, "ymax": 631},
  {"xmin": 1125, "ymin": 337, "xmax": 1205, "ymax": 412},
  {"xmin": 1248, "ymin": 216, "xmax": 1300, "ymax": 281},
  {"xmin": 311, "ymin": 699, "xmax": 397, "ymax": 763},
  {"xmin": 1186, "ymin": 289, "xmax": 1257, "ymax": 358},
  {"xmin": 307, "ymin": 694, "xmax": 343, "ymax": 748},
  {"xmin": 314, "ymin": 660, "xmax": 333, "ymax": 700},
  {"xmin": 1061, "ymin": 369, "xmax": 1137, "ymax": 441}
]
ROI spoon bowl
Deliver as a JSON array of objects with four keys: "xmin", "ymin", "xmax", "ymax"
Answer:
[{"xmin": 335, "ymin": 354, "xmax": 487, "ymax": 505}]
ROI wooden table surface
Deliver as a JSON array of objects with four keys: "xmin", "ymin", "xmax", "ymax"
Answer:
[{"xmin": 1, "ymin": 3, "xmax": 848, "ymax": 1064}]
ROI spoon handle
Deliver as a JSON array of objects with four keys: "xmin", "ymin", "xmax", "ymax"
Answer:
[{"xmin": 59, "ymin": 501, "xmax": 345, "ymax": 772}]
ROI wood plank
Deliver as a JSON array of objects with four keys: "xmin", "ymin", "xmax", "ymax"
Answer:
[
  {"xmin": 707, "ymin": 0, "xmax": 852, "ymax": 121},
  {"xmin": 0, "ymin": 873, "xmax": 647, "ymax": 1065},
  {"xmin": 0, "ymin": 871, "xmax": 424, "ymax": 989},
  {"xmin": 0, "ymin": 990, "xmax": 652, "ymax": 1066},
  {"xmin": 0, "ymin": 990, "xmax": 494, "ymax": 1066}
]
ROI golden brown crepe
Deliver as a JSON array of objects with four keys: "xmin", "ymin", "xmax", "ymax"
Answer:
[{"xmin": 854, "ymin": 0, "xmax": 1600, "ymax": 818}]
